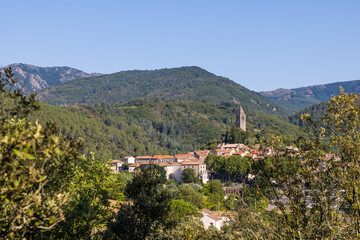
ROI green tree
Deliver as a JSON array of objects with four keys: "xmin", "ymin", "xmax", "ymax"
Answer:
[
  {"xmin": 0, "ymin": 68, "xmax": 121, "ymax": 239},
  {"xmin": 108, "ymin": 164, "xmax": 172, "ymax": 239},
  {"xmin": 177, "ymin": 184, "xmax": 203, "ymax": 209},
  {"xmin": 168, "ymin": 199, "xmax": 198, "ymax": 224},
  {"xmin": 43, "ymin": 154, "xmax": 122, "ymax": 239},
  {"xmin": 181, "ymin": 168, "xmax": 199, "ymax": 183},
  {"xmin": 201, "ymin": 180, "xmax": 225, "ymax": 209}
]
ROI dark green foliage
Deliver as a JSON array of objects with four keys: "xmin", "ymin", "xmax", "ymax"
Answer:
[
  {"xmin": 108, "ymin": 164, "xmax": 172, "ymax": 239},
  {"xmin": 181, "ymin": 168, "xmax": 199, "ymax": 183},
  {"xmin": 288, "ymin": 101, "xmax": 328, "ymax": 126},
  {"xmin": 201, "ymin": 180, "xmax": 225, "ymax": 207},
  {"xmin": 42, "ymin": 153, "xmax": 121, "ymax": 240},
  {"xmin": 168, "ymin": 199, "xmax": 198, "ymax": 223},
  {"xmin": 225, "ymin": 126, "xmax": 259, "ymax": 145},
  {"xmin": 30, "ymin": 99, "xmax": 300, "ymax": 159},
  {"xmin": 36, "ymin": 66, "xmax": 286, "ymax": 117},
  {"xmin": 177, "ymin": 184, "xmax": 203, "ymax": 209},
  {"xmin": 139, "ymin": 164, "xmax": 167, "ymax": 184},
  {"xmin": 206, "ymin": 155, "xmax": 251, "ymax": 183}
]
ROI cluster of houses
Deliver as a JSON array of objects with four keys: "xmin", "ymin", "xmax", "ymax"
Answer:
[
  {"xmin": 111, "ymin": 151, "xmax": 211, "ymax": 184},
  {"xmin": 111, "ymin": 143, "xmax": 302, "ymax": 185},
  {"xmin": 213, "ymin": 143, "xmax": 299, "ymax": 159}
]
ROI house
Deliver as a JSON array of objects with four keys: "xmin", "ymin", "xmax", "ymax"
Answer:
[
  {"xmin": 175, "ymin": 152, "xmax": 194, "ymax": 162},
  {"xmin": 128, "ymin": 163, "xmax": 138, "ymax": 173},
  {"xmin": 233, "ymin": 150, "xmax": 248, "ymax": 157},
  {"xmin": 211, "ymin": 149, "xmax": 235, "ymax": 156},
  {"xmin": 111, "ymin": 160, "xmax": 123, "ymax": 172},
  {"xmin": 160, "ymin": 162, "xmax": 182, "ymax": 182},
  {"xmin": 181, "ymin": 160, "xmax": 208, "ymax": 184},
  {"xmin": 153, "ymin": 155, "xmax": 176, "ymax": 163},
  {"xmin": 136, "ymin": 162, "xmax": 182, "ymax": 182},
  {"xmin": 135, "ymin": 156, "xmax": 156, "ymax": 164},
  {"xmin": 123, "ymin": 156, "xmax": 135, "ymax": 164},
  {"xmin": 200, "ymin": 209, "xmax": 230, "ymax": 230},
  {"xmin": 211, "ymin": 149, "xmax": 227, "ymax": 156},
  {"xmin": 217, "ymin": 143, "xmax": 240, "ymax": 150},
  {"xmin": 194, "ymin": 150, "xmax": 210, "ymax": 160},
  {"xmin": 217, "ymin": 143, "xmax": 249, "ymax": 151}
]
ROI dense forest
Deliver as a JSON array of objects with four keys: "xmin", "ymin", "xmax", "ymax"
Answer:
[
  {"xmin": 288, "ymin": 101, "xmax": 328, "ymax": 126},
  {"xmin": 30, "ymin": 99, "xmax": 301, "ymax": 159},
  {"xmin": 36, "ymin": 66, "xmax": 286, "ymax": 118}
]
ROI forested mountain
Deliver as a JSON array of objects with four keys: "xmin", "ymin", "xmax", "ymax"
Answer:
[
  {"xmin": 36, "ymin": 66, "xmax": 286, "ymax": 118},
  {"xmin": 3, "ymin": 63, "xmax": 101, "ymax": 93},
  {"xmin": 288, "ymin": 101, "xmax": 328, "ymax": 126},
  {"xmin": 260, "ymin": 80, "xmax": 360, "ymax": 113},
  {"xmin": 30, "ymin": 100, "xmax": 300, "ymax": 159}
]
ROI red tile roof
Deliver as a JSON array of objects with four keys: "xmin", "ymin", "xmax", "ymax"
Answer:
[
  {"xmin": 175, "ymin": 153, "xmax": 193, "ymax": 158},
  {"xmin": 201, "ymin": 209, "xmax": 213, "ymax": 215},
  {"xmin": 140, "ymin": 162, "xmax": 152, "ymax": 165},
  {"xmin": 153, "ymin": 155, "xmax": 175, "ymax": 159},
  {"xmin": 136, "ymin": 156, "xmax": 155, "ymax": 159},
  {"xmin": 206, "ymin": 213, "xmax": 222, "ymax": 221},
  {"xmin": 235, "ymin": 150, "xmax": 244, "ymax": 155},
  {"xmin": 181, "ymin": 161, "xmax": 205, "ymax": 165},
  {"xmin": 158, "ymin": 162, "xmax": 171, "ymax": 167}
]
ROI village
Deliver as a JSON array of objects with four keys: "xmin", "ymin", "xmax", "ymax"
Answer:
[
  {"xmin": 108, "ymin": 106, "xmax": 305, "ymax": 230},
  {"xmin": 111, "ymin": 106, "xmax": 300, "ymax": 184},
  {"xmin": 108, "ymin": 106, "xmax": 341, "ymax": 230},
  {"xmin": 111, "ymin": 143, "xmax": 287, "ymax": 183}
]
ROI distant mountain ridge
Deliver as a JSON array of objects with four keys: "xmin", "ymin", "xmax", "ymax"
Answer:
[
  {"xmin": 36, "ymin": 66, "xmax": 286, "ymax": 118},
  {"xmin": 2, "ymin": 63, "xmax": 101, "ymax": 93},
  {"xmin": 260, "ymin": 79, "xmax": 360, "ymax": 113}
]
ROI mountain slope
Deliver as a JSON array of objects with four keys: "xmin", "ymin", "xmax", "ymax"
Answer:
[
  {"xmin": 36, "ymin": 66, "xmax": 286, "ymax": 118},
  {"xmin": 288, "ymin": 101, "xmax": 328, "ymax": 126},
  {"xmin": 261, "ymin": 79, "xmax": 360, "ymax": 113},
  {"xmin": 2, "ymin": 63, "xmax": 101, "ymax": 93},
  {"xmin": 30, "ymin": 99, "xmax": 300, "ymax": 159}
]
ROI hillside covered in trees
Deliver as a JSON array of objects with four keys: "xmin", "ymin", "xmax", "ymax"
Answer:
[
  {"xmin": 30, "ymin": 100, "xmax": 300, "ymax": 159},
  {"xmin": 288, "ymin": 101, "xmax": 328, "ymax": 126},
  {"xmin": 36, "ymin": 66, "xmax": 286, "ymax": 118},
  {"xmin": 261, "ymin": 80, "xmax": 360, "ymax": 113}
]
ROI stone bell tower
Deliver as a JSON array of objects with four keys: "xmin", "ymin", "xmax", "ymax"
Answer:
[{"xmin": 236, "ymin": 105, "xmax": 246, "ymax": 131}]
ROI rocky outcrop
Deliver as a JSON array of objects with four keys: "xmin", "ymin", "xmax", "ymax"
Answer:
[{"xmin": 1, "ymin": 63, "xmax": 101, "ymax": 93}]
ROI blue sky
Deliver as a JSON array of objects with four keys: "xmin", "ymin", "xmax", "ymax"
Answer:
[{"xmin": 2, "ymin": 1, "xmax": 360, "ymax": 91}]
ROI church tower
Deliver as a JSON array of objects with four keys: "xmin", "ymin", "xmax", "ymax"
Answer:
[{"xmin": 236, "ymin": 106, "xmax": 246, "ymax": 131}]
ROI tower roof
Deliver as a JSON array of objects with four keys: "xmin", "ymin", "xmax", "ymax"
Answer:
[{"xmin": 239, "ymin": 105, "xmax": 245, "ymax": 114}]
